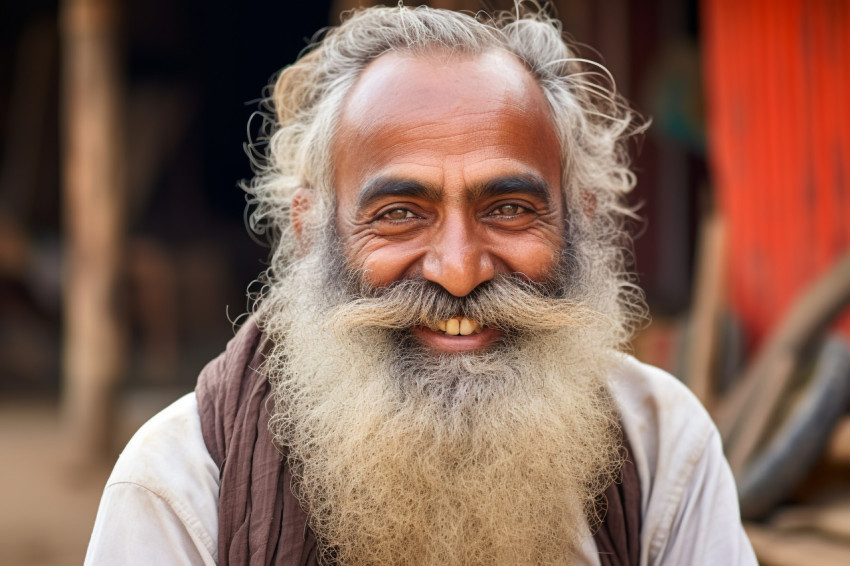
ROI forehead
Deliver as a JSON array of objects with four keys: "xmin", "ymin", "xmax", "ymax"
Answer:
[{"xmin": 332, "ymin": 49, "xmax": 562, "ymax": 201}]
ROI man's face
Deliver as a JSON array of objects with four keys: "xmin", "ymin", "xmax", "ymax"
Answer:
[{"xmin": 331, "ymin": 49, "xmax": 566, "ymax": 353}]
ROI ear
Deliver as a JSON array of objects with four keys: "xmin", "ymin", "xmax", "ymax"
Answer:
[{"xmin": 291, "ymin": 187, "xmax": 314, "ymax": 245}]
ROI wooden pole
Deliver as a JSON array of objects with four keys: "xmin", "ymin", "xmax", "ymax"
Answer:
[
  {"xmin": 61, "ymin": 0, "xmax": 126, "ymax": 466},
  {"xmin": 684, "ymin": 211, "xmax": 727, "ymax": 410},
  {"xmin": 718, "ymin": 254, "xmax": 850, "ymax": 477}
]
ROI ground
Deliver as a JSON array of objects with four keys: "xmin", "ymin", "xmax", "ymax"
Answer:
[{"xmin": 0, "ymin": 391, "xmax": 184, "ymax": 566}]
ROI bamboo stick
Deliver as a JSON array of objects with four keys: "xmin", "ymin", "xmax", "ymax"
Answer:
[{"xmin": 61, "ymin": 0, "xmax": 126, "ymax": 466}]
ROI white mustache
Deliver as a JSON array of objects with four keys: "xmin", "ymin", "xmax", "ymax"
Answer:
[{"xmin": 325, "ymin": 275, "xmax": 605, "ymax": 334}]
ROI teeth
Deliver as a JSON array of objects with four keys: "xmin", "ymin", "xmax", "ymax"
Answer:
[
  {"xmin": 459, "ymin": 318, "xmax": 475, "ymax": 336},
  {"xmin": 445, "ymin": 318, "xmax": 460, "ymax": 335},
  {"xmin": 435, "ymin": 316, "xmax": 482, "ymax": 336}
]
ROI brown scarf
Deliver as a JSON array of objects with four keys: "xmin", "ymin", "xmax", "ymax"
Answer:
[{"xmin": 196, "ymin": 320, "xmax": 641, "ymax": 565}]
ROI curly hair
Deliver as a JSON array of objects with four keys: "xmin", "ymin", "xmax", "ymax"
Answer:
[{"xmin": 244, "ymin": 2, "xmax": 647, "ymax": 345}]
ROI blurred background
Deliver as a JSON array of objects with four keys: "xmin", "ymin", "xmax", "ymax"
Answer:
[{"xmin": 1, "ymin": 0, "xmax": 849, "ymax": 564}]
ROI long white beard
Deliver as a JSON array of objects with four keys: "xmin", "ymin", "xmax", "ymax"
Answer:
[{"xmin": 259, "ymin": 249, "xmax": 625, "ymax": 566}]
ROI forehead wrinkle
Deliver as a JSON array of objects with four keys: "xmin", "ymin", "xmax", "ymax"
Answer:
[
  {"xmin": 359, "ymin": 105, "xmax": 542, "ymax": 150},
  {"xmin": 338, "ymin": 50, "xmax": 548, "ymax": 139},
  {"xmin": 333, "ymin": 49, "xmax": 565, "ymax": 219}
]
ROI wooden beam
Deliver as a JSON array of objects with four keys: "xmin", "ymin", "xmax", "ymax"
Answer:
[
  {"xmin": 685, "ymin": 211, "xmax": 727, "ymax": 409},
  {"xmin": 61, "ymin": 0, "xmax": 126, "ymax": 466},
  {"xmin": 745, "ymin": 522, "xmax": 850, "ymax": 566}
]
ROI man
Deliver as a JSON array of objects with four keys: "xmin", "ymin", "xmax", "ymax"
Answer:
[{"xmin": 86, "ymin": 5, "xmax": 756, "ymax": 565}]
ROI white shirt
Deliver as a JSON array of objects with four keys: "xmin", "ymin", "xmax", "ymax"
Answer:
[{"xmin": 85, "ymin": 355, "xmax": 757, "ymax": 565}]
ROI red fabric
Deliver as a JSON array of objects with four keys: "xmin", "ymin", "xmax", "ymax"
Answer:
[{"xmin": 704, "ymin": 0, "xmax": 850, "ymax": 349}]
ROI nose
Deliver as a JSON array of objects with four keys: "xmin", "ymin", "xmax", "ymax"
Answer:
[{"xmin": 421, "ymin": 214, "xmax": 495, "ymax": 297}]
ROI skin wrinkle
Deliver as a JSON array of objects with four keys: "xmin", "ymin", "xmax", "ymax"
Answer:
[
  {"xmin": 350, "ymin": 127, "xmax": 550, "ymax": 177},
  {"xmin": 332, "ymin": 50, "xmax": 565, "ymax": 306},
  {"xmin": 355, "ymin": 174, "xmax": 552, "ymax": 212},
  {"xmin": 256, "ymin": 45, "xmax": 629, "ymax": 565},
  {"xmin": 247, "ymin": 7, "xmax": 647, "ymax": 341},
  {"xmin": 244, "ymin": 6, "xmax": 650, "ymax": 563},
  {"xmin": 341, "ymin": 54, "xmax": 526, "ymax": 133}
]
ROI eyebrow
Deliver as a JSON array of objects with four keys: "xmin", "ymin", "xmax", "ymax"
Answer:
[
  {"xmin": 356, "ymin": 178, "xmax": 442, "ymax": 210},
  {"xmin": 468, "ymin": 174, "xmax": 553, "ymax": 204},
  {"xmin": 355, "ymin": 173, "xmax": 553, "ymax": 210}
]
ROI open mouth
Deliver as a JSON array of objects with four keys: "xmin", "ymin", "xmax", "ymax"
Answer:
[{"xmin": 412, "ymin": 317, "xmax": 499, "ymax": 352}]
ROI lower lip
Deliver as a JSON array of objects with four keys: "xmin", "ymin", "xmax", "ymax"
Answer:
[{"xmin": 410, "ymin": 325, "xmax": 502, "ymax": 353}]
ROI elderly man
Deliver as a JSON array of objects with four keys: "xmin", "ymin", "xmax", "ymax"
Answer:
[{"xmin": 86, "ymin": 5, "xmax": 756, "ymax": 566}]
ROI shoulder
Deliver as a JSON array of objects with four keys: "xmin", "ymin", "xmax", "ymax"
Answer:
[
  {"xmin": 608, "ymin": 355, "xmax": 716, "ymax": 481},
  {"xmin": 608, "ymin": 355, "xmax": 757, "ymax": 565},
  {"xmin": 85, "ymin": 393, "xmax": 220, "ymax": 565},
  {"xmin": 608, "ymin": 355, "xmax": 716, "ymax": 527}
]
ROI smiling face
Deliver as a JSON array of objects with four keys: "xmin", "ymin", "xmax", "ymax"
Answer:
[{"xmin": 330, "ymin": 49, "xmax": 566, "ymax": 352}]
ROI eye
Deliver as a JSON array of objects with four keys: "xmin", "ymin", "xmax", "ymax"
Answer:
[
  {"xmin": 489, "ymin": 203, "xmax": 527, "ymax": 216},
  {"xmin": 381, "ymin": 207, "xmax": 417, "ymax": 221}
]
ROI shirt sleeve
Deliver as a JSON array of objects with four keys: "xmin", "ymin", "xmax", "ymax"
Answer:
[
  {"xmin": 84, "ymin": 393, "xmax": 220, "ymax": 566},
  {"xmin": 85, "ymin": 482, "xmax": 216, "ymax": 566},
  {"xmin": 650, "ymin": 428, "xmax": 757, "ymax": 566},
  {"xmin": 611, "ymin": 356, "xmax": 758, "ymax": 566}
]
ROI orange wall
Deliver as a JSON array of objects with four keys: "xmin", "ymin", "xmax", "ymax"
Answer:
[{"xmin": 704, "ymin": 0, "xmax": 850, "ymax": 348}]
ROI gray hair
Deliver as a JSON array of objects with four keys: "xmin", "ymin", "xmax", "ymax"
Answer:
[{"xmin": 245, "ymin": 2, "xmax": 647, "ymax": 343}]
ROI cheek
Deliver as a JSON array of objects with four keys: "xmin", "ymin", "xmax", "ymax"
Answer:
[
  {"xmin": 347, "ymin": 242, "xmax": 423, "ymax": 287},
  {"xmin": 490, "ymin": 221, "xmax": 565, "ymax": 281},
  {"xmin": 501, "ymin": 241, "xmax": 562, "ymax": 280}
]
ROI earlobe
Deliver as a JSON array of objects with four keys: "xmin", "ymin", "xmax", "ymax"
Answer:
[{"xmin": 291, "ymin": 187, "xmax": 314, "ymax": 244}]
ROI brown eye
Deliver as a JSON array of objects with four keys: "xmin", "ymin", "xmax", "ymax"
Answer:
[
  {"xmin": 384, "ymin": 208, "xmax": 414, "ymax": 220},
  {"xmin": 491, "ymin": 204, "xmax": 524, "ymax": 216}
]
